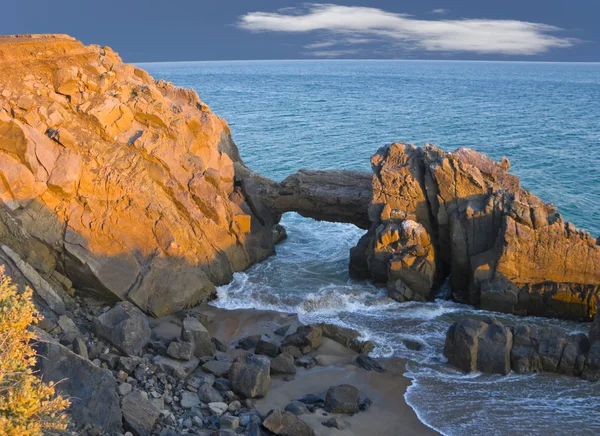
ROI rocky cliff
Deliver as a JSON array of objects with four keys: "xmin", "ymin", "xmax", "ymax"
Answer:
[
  {"xmin": 351, "ymin": 143, "xmax": 600, "ymax": 320},
  {"xmin": 0, "ymin": 34, "xmax": 277, "ymax": 317}
]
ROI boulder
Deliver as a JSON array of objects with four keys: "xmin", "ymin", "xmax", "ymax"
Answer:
[
  {"xmin": 94, "ymin": 302, "xmax": 151, "ymax": 356},
  {"xmin": 152, "ymin": 355, "xmax": 200, "ymax": 380},
  {"xmin": 35, "ymin": 335, "xmax": 122, "ymax": 433},
  {"xmin": 262, "ymin": 409, "xmax": 315, "ymax": 436},
  {"xmin": 202, "ymin": 359, "xmax": 232, "ymax": 377},
  {"xmin": 282, "ymin": 325, "xmax": 322, "ymax": 354},
  {"xmin": 167, "ymin": 340, "xmax": 194, "ymax": 361},
  {"xmin": 255, "ymin": 337, "xmax": 280, "ymax": 357},
  {"xmin": 270, "ymin": 352, "xmax": 297, "ymax": 375},
  {"xmin": 197, "ymin": 383, "xmax": 224, "ymax": 403},
  {"xmin": 229, "ymin": 353, "xmax": 271, "ymax": 398},
  {"xmin": 182, "ymin": 316, "xmax": 214, "ymax": 357},
  {"xmin": 121, "ymin": 390, "xmax": 161, "ymax": 436},
  {"xmin": 180, "ymin": 391, "xmax": 201, "ymax": 409},
  {"xmin": 355, "ymin": 355, "xmax": 386, "ymax": 373},
  {"xmin": 324, "ymin": 384, "xmax": 360, "ymax": 414}
]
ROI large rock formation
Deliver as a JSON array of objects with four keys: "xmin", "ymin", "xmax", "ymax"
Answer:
[
  {"xmin": 0, "ymin": 35, "xmax": 277, "ymax": 316},
  {"xmin": 444, "ymin": 315, "xmax": 598, "ymax": 381},
  {"xmin": 351, "ymin": 143, "xmax": 600, "ymax": 320}
]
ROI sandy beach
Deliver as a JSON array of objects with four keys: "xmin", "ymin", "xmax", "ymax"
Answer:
[{"xmin": 152, "ymin": 305, "xmax": 438, "ymax": 436}]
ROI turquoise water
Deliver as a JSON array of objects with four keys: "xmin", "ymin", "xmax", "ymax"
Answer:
[{"xmin": 141, "ymin": 60, "xmax": 600, "ymax": 435}]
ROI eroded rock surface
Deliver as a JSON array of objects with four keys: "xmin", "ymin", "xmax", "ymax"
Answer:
[
  {"xmin": 353, "ymin": 143, "xmax": 600, "ymax": 319},
  {"xmin": 445, "ymin": 315, "xmax": 600, "ymax": 381},
  {"xmin": 0, "ymin": 34, "xmax": 277, "ymax": 316}
]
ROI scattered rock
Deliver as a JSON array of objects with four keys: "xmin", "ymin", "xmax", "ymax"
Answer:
[
  {"xmin": 182, "ymin": 316, "xmax": 214, "ymax": 357},
  {"xmin": 180, "ymin": 391, "xmax": 201, "ymax": 409},
  {"xmin": 94, "ymin": 302, "xmax": 151, "ymax": 356},
  {"xmin": 208, "ymin": 402, "xmax": 229, "ymax": 416},
  {"xmin": 271, "ymin": 352, "xmax": 297, "ymax": 375},
  {"xmin": 255, "ymin": 338, "xmax": 280, "ymax": 357},
  {"xmin": 322, "ymin": 417, "xmax": 346, "ymax": 430},
  {"xmin": 262, "ymin": 409, "xmax": 315, "ymax": 436},
  {"xmin": 202, "ymin": 359, "xmax": 232, "ymax": 377},
  {"xmin": 237, "ymin": 335, "xmax": 262, "ymax": 350},
  {"xmin": 121, "ymin": 390, "xmax": 161, "ymax": 436},
  {"xmin": 152, "ymin": 355, "xmax": 200, "ymax": 380},
  {"xmin": 274, "ymin": 325, "xmax": 291, "ymax": 336},
  {"xmin": 324, "ymin": 385, "xmax": 360, "ymax": 414},
  {"xmin": 282, "ymin": 325, "xmax": 322, "ymax": 354},
  {"xmin": 167, "ymin": 340, "xmax": 194, "ymax": 361},
  {"xmin": 197, "ymin": 383, "xmax": 224, "ymax": 403},
  {"xmin": 285, "ymin": 401, "xmax": 309, "ymax": 416},
  {"xmin": 229, "ymin": 353, "xmax": 271, "ymax": 398}
]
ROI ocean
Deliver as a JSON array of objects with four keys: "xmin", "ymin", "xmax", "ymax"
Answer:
[{"xmin": 140, "ymin": 60, "xmax": 600, "ymax": 435}]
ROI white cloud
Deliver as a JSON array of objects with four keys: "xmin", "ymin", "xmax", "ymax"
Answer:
[
  {"xmin": 307, "ymin": 49, "xmax": 360, "ymax": 57},
  {"xmin": 238, "ymin": 4, "xmax": 576, "ymax": 56},
  {"xmin": 431, "ymin": 9, "xmax": 447, "ymax": 15},
  {"xmin": 304, "ymin": 41, "xmax": 336, "ymax": 49}
]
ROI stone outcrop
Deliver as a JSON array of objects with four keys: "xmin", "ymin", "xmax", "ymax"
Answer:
[
  {"xmin": 352, "ymin": 143, "xmax": 600, "ymax": 320},
  {"xmin": 249, "ymin": 169, "xmax": 372, "ymax": 229},
  {"xmin": 0, "ymin": 34, "xmax": 277, "ymax": 317},
  {"xmin": 444, "ymin": 316, "xmax": 600, "ymax": 380}
]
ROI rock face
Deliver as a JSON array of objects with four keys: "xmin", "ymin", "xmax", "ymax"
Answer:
[
  {"xmin": 94, "ymin": 301, "xmax": 151, "ymax": 356},
  {"xmin": 0, "ymin": 34, "xmax": 277, "ymax": 317},
  {"xmin": 251, "ymin": 169, "xmax": 372, "ymax": 229},
  {"xmin": 352, "ymin": 143, "xmax": 600, "ymax": 320},
  {"xmin": 444, "ymin": 316, "xmax": 600, "ymax": 380},
  {"xmin": 35, "ymin": 334, "xmax": 123, "ymax": 433}
]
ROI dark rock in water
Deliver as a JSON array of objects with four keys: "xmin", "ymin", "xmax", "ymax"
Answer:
[
  {"xmin": 273, "ymin": 224, "xmax": 288, "ymax": 245},
  {"xmin": 271, "ymin": 352, "xmax": 297, "ymax": 375},
  {"xmin": 94, "ymin": 301, "xmax": 151, "ymax": 356},
  {"xmin": 282, "ymin": 325, "xmax": 322, "ymax": 354},
  {"xmin": 355, "ymin": 355, "xmax": 386, "ymax": 373},
  {"xmin": 122, "ymin": 390, "xmax": 161, "ymax": 436},
  {"xmin": 255, "ymin": 337, "xmax": 280, "ymax": 357},
  {"xmin": 35, "ymin": 335, "xmax": 122, "ymax": 433},
  {"xmin": 322, "ymin": 417, "xmax": 346, "ymax": 430},
  {"xmin": 237, "ymin": 335, "xmax": 262, "ymax": 350},
  {"xmin": 262, "ymin": 409, "xmax": 315, "ymax": 436},
  {"xmin": 403, "ymin": 339, "xmax": 423, "ymax": 351},
  {"xmin": 229, "ymin": 353, "xmax": 271, "ymax": 398},
  {"xmin": 445, "ymin": 317, "xmax": 597, "ymax": 381},
  {"xmin": 296, "ymin": 393, "xmax": 323, "ymax": 405},
  {"xmin": 274, "ymin": 324, "xmax": 291, "ymax": 336},
  {"xmin": 324, "ymin": 385, "xmax": 360, "ymax": 414},
  {"xmin": 212, "ymin": 337, "xmax": 228, "ymax": 352},
  {"xmin": 285, "ymin": 400, "xmax": 310, "ymax": 416},
  {"xmin": 444, "ymin": 318, "xmax": 513, "ymax": 374},
  {"xmin": 167, "ymin": 340, "xmax": 194, "ymax": 361},
  {"xmin": 182, "ymin": 316, "xmax": 214, "ymax": 357},
  {"xmin": 557, "ymin": 333, "xmax": 589, "ymax": 376}
]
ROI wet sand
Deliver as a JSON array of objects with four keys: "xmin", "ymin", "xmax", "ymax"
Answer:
[{"xmin": 152, "ymin": 305, "xmax": 438, "ymax": 436}]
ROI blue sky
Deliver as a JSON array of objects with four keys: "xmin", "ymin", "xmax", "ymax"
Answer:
[{"xmin": 5, "ymin": 1, "xmax": 599, "ymax": 62}]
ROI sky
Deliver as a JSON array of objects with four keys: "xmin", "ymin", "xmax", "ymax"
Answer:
[{"xmin": 4, "ymin": 1, "xmax": 599, "ymax": 62}]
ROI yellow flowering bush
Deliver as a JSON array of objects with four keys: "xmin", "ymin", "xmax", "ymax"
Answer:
[{"xmin": 0, "ymin": 266, "xmax": 69, "ymax": 435}]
